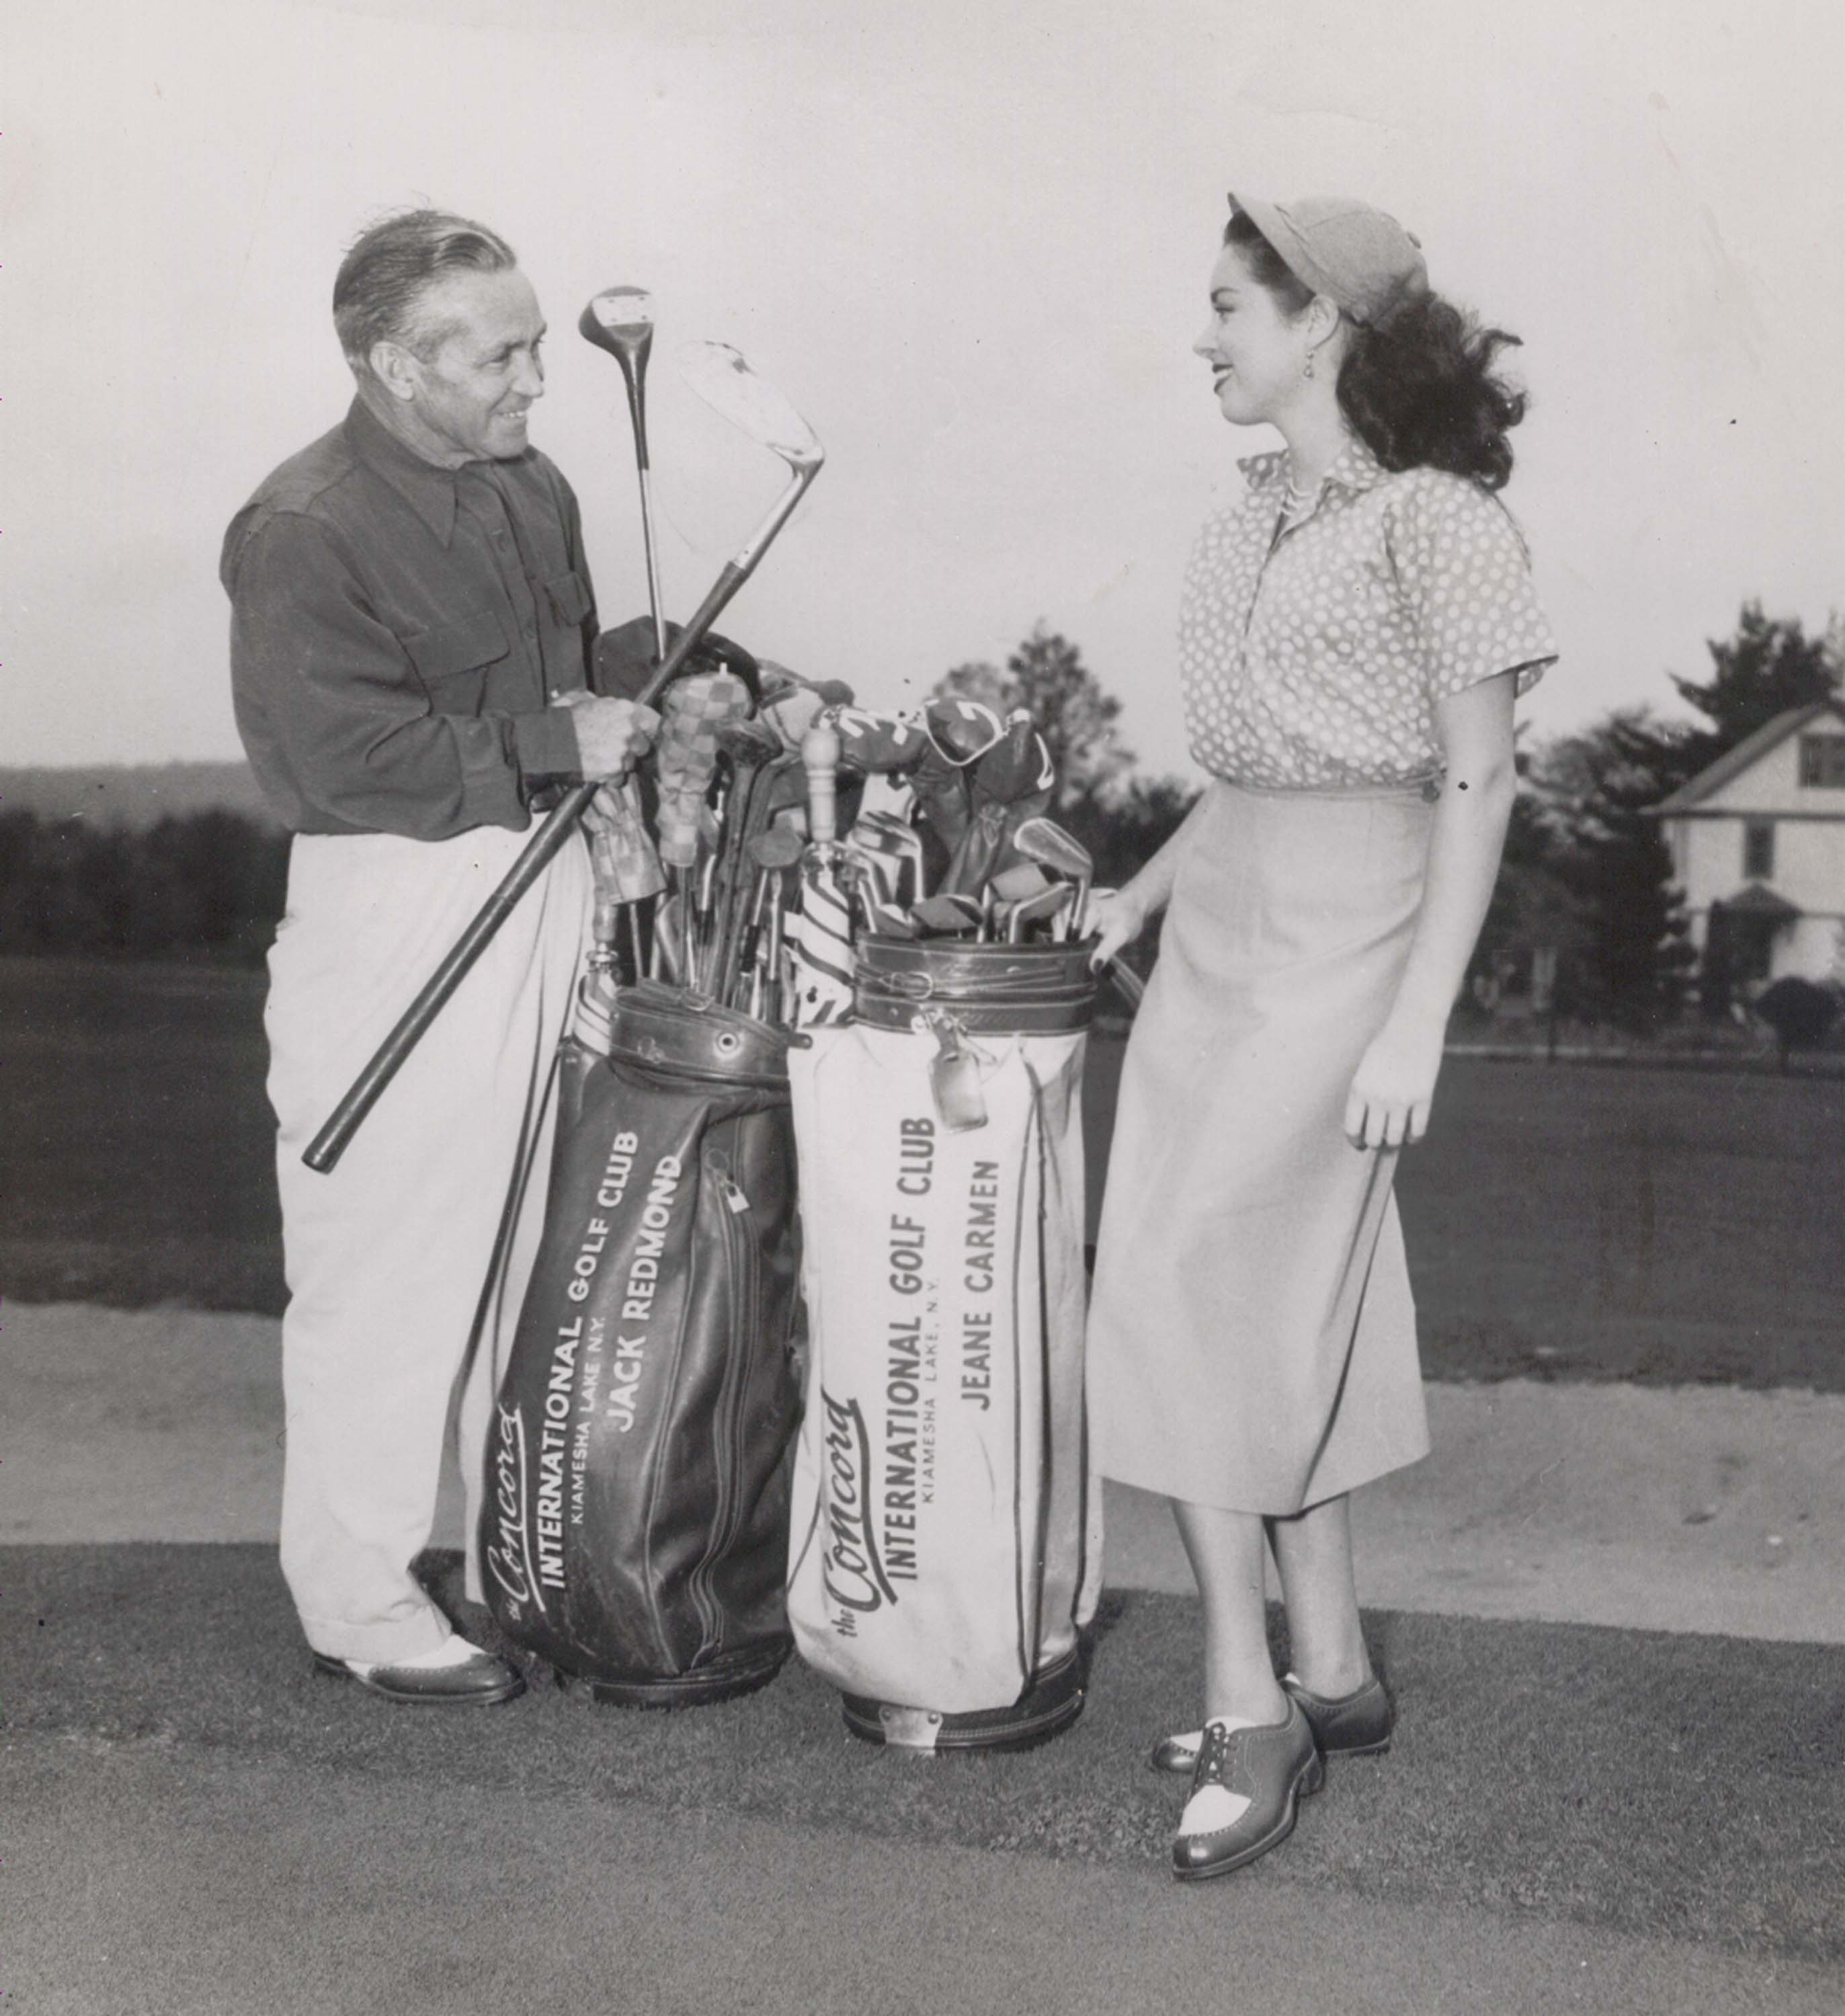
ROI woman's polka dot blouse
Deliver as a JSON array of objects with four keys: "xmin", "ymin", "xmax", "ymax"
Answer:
[{"xmin": 1180, "ymin": 435, "xmax": 1558, "ymax": 791}]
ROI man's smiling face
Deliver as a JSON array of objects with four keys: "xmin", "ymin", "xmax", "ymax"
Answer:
[{"xmin": 391, "ymin": 267, "xmax": 546, "ymax": 466}]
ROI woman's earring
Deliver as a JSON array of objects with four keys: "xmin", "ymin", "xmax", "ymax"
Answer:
[{"xmin": 1303, "ymin": 351, "xmax": 1317, "ymax": 381}]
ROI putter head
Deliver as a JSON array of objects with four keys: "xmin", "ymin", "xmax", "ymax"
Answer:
[
  {"xmin": 579, "ymin": 286, "xmax": 655, "ymax": 364},
  {"xmin": 680, "ymin": 340, "xmax": 824, "ymax": 471}
]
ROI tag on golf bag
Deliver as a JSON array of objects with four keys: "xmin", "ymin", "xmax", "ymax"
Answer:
[
  {"xmin": 785, "ymin": 1021, "xmax": 1101, "ymax": 1719},
  {"xmin": 483, "ymin": 984, "xmax": 803, "ymax": 1705}
]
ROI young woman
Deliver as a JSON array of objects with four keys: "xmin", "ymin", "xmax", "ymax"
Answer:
[{"xmin": 1086, "ymin": 194, "xmax": 1556, "ymax": 1882}]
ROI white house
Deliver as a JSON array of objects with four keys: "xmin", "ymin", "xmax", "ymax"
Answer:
[{"xmin": 1657, "ymin": 699, "xmax": 1845, "ymax": 987}]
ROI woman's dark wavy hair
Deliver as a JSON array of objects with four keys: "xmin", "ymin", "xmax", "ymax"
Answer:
[{"xmin": 1223, "ymin": 209, "xmax": 1526, "ymax": 490}]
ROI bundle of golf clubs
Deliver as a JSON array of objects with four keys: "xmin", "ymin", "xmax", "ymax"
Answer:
[
  {"xmin": 628, "ymin": 689, "xmax": 1102, "ymax": 1032},
  {"xmin": 573, "ymin": 287, "xmax": 1100, "ymax": 1033}
]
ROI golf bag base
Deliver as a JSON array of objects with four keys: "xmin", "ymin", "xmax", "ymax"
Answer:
[
  {"xmin": 559, "ymin": 1636, "xmax": 790, "ymax": 1710},
  {"xmin": 840, "ymin": 1643, "xmax": 1088, "ymax": 1755}
]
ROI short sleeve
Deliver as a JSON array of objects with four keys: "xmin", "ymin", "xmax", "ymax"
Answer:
[{"xmin": 1389, "ymin": 474, "xmax": 1558, "ymax": 702}]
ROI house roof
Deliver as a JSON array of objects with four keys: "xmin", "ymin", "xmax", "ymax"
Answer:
[
  {"xmin": 1719, "ymin": 882, "xmax": 1802, "ymax": 919},
  {"xmin": 1656, "ymin": 699, "xmax": 1845, "ymax": 813}
]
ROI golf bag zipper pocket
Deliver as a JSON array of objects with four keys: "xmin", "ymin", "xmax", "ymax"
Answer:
[{"xmin": 690, "ymin": 1144, "xmax": 759, "ymax": 1660}]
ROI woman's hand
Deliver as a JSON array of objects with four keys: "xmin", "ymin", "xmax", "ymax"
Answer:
[
  {"xmin": 1344, "ymin": 1012, "xmax": 1446, "ymax": 1150},
  {"xmin": 1086, "ymin": 885, "xmax": 1151, "ymax": 969}
]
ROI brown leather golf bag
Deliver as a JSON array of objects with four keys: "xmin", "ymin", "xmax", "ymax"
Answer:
[{"xmin": 482, "ymin": 983, "xmax": 803, "ymax": 1704}]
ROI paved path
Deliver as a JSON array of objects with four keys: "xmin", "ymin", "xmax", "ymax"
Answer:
[
  {"xmin": 5, "ymin": 1302, "xmax": 1843, "ymax": 2013},
  {"xmin": 10, "ymin": 1741, "xmax": 1842, "ymax": 2016},
  {"xmin": 7, "ymin": 1303, "xmax": 1842, "ymax": 1641}
]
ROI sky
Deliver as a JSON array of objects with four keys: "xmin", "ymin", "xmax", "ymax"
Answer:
[{"xmin": 4, "ymin": 0, "xmax": 1842, "ymax": 782}]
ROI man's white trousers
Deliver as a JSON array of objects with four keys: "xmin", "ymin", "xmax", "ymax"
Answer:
[{"xmin": 265, "ymin": 824, "xmax": 591, "ymax": 1663}]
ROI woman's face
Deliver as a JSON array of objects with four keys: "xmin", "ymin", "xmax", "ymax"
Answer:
[{"xmin": 1193, "ymin": 242, "xmax": 1311, "ymax": 427}]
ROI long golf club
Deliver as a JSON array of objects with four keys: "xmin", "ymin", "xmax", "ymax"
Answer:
[
  {"xmin": 579, "ymin": 287, "xmax": 670, "ymax": 982},
  {"xmin": 305, "ymin": 349, "xmax": 825, "ymax": 1173},
  {"xmin": 580, "ymin": 287, "xmax": 667, "ymax": 661}
]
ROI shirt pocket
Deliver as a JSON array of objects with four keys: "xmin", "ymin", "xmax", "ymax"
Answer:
[
  {"xmin": 544, "ymin": 569, "xmax": 593, "ymax": 630},
  {"xmin": 405, "ymin": 610, "xmax": 510, "ymax": 714}
]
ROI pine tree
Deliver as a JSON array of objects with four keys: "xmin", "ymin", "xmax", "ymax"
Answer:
[
  {"xmin": 1670, "ymin": 601, "xmax": 1840, "ymax": 771},
  {"xmin": 934, "ymin": 624, "xmax": 1133, "ymax": 813},
  {"xmin": 1530, "ymin": 710, "xmax": 1697, "ymax": 1031}
]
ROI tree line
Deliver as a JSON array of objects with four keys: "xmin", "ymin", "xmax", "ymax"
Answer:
[
  {"xmin": 0, "ymin": 809, "xmax": 289, "ymax": 964},
  {"xmin": 3, "ymin": 603, "xmax": 1838, "ymax": 1041}
]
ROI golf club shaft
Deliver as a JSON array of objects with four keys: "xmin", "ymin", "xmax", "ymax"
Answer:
[{"xmin": 619, "ymin": 376, "xmax": 670, "ymax": 667}]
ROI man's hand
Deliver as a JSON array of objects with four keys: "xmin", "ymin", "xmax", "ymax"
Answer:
[
  {"xmin": 1344, "ymin": 1013, "xmax": 1446, "ymax": 1151},
  {"xmin": 552, "ymin": 691, "xmax": 659, "ymax": 780}
]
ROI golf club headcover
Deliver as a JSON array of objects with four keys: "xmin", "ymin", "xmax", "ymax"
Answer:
[
  {"xmin": 760, "ymin": 677, "xmax": 855, "ymax": 755},
  {"xmin": 593, "ymin": 620, "xmax": 764, "ymax": 710},
  {"xmin": 923, "ymin": 695, "xmax": 1004, "ymax": 766},
  {"xmin": 653, "ymin": 671, "xmax": 753, "ymax": 867},
  {"xmin": 975, "ymin": 711, "xmax": 1056, "ymax": 806},
  {"xmin": 761, "ymin": 686, "xmax": 827, "ymax": 753},
  {"xmin": 942, "ymin": 713, "xmax": 1056, "ymax": 894},
  {"xmin": 583, "ymin": 777, "xmax": 667, "ymax": 916},
  {"xmin": 831, "ymin": 706, "xmax": 930, "ymax": 775}
]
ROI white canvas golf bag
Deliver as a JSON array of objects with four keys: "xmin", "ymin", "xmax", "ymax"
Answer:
[{"xmin": 785, "ymin": 940, "xmax": 1103, "ymax": 1750}]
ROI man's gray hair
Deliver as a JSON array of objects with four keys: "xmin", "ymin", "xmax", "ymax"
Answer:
[{"xmin": 333, "ymin": 209, "xmax": 517, "ymax": 368}]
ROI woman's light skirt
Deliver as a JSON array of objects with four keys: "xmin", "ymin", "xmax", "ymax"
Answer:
[{"xmin": 1088, "ymin": 780, "xmax": 1435, "ymax": 1515}]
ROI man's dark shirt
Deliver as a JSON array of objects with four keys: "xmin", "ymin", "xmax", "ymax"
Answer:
[{"xmin": 222, "ymin": 398, "xmax": 603, "ymax": 839}]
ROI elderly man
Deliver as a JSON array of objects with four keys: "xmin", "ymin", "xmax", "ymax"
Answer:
[{"xmin": 222, "ymin": 210, "xmax": 657, "ymax": 1704}]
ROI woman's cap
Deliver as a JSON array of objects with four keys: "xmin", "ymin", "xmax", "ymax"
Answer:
[{"xmin": 1227, "ymin": 192, "xmax": 1429, "ymax": 325}]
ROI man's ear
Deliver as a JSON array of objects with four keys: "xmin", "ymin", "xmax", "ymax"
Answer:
[{"xmin": 368, "ymin": 339, "xmax": 420, "ymax": 403}]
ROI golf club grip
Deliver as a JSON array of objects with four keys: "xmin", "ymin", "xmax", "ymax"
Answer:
[{"xmin": 305, "ymin": 577, "xmax": 753, "ymax": 1173}]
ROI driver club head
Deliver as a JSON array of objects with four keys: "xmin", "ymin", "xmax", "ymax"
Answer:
[
  {"xmin": 680, "ymin": 340, "xmax": 824, "ymax": 472},
  {"xmin": 579, "ymin": 286, "xmax": 656, "ymax": 368}
]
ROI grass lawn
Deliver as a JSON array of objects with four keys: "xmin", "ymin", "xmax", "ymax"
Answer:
[{"xmin": 2, "ymin": 957, "xmax": 1840, "ymax": 1386}]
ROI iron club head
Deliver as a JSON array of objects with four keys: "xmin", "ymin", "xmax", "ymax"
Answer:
[
  {"xmin": 680, "ymin": 339, "xmax": 825, "ymax": 473},
  {"xmin": 1010, "ymin": 816, "xmax": 1094, "ymax": 937}
]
